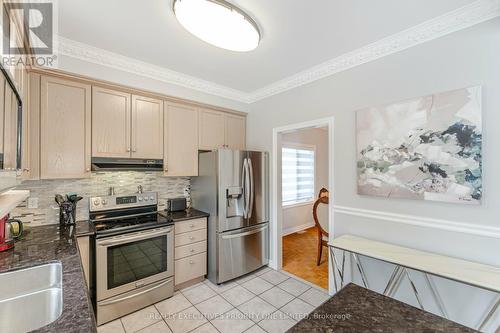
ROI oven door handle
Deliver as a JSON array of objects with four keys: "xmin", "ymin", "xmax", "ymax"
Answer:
[
  {"xmin": 99, "ymin": 278, "xmax": 173, "ymax": 306},
  {"xmin": 97, "ymin": 227, "xmax": 173, "ymax": 247}
]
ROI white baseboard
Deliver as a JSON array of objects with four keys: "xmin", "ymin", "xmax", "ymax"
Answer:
[
  {"xmin": 333, "ymin": 205, "xmax": 500, "ymax": 239},
  {"xmin": 282, "ymin": 222, "xmax": 315, "ymax": 236}
]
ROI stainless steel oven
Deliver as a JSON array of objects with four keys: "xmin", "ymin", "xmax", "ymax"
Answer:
[{"xmin": 95, "ymin": 226, "xmax": 174, "ymax": 325}]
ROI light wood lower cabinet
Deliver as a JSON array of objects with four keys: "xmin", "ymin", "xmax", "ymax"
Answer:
[
  {"xmin": 174, "ymin": 217, "xmax": 207, "ymax": 287},
  {"xmin": 40, "ymin": 76, "xmax": 91, "ymax": 179},
  {"xmin": 76, "ymin": 236, "xmax": 90, "ymax": 289},
  {"xmin": 164, "ymin": 102, "xmax": 198, "ymax": 176}
]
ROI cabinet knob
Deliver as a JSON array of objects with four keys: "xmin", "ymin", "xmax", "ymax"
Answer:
[
  {"xmin": 190, "ymin": 249, "xmax": 195, "ymax": 253},
  {"xmin": 86, "ymin": 168, "xmax": 91, "ymax": 172},
  {"xmin": 189, "ymin": 236, "xmax": 194, "ymax": 240},
  {"xmin": 190, "ymin": 224, "xmax": 194, "ymax": 228},
  {"xmin": 126, "ymin": 148, "xmax": 131, "ymax": 152},
  {"xmin": 189, "ymin": 260, "xmax": 194, "ymax": 264}
]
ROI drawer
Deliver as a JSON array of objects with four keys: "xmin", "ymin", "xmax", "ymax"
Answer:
[
  {"xmin": 175, "ymin": 218, "xmax": 207, "ymax": 235},
  {"xmin": 175, "ymin": 229, "xmax": 207, "ymax": 247},
  {"xmin": 175, "ymin": 252, "xmax": 207, "ymax": 285},
  {"xmin": 175, "ymin": 240, "xmax": 207, "ymax": 260}
]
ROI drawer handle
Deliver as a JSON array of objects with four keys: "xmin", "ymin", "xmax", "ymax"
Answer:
[
  {"xmin": 189, "ymin": 260, "xmax": 194, "ymax": 264},
  {"xmin": 190, "ymin": 249, "xmax": 195, "ymax": 253}
]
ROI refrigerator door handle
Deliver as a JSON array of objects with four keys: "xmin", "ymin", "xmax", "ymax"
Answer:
[
  {"xmin": 242, "ymin": 158, "xmax": 249, "ymax": 218},
  {"xmin": 221, "ymin": 224, "xmax": 268, "ymax": 239},
  {"xmin": 248, "ymin": 158, "xmax": 254, "ymax": 219}
]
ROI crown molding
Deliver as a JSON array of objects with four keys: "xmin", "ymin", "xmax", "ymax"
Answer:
[
  {"xmin": 56, "ymin": 0, "xmax": 500, "ymax": 104},
  {"xmin": 247, "ymin": 0, "xmax": 500, "ymax": 103},
  {"xmin": 56, "ymin": 37, "xmax": 250, "ymax": 103}
]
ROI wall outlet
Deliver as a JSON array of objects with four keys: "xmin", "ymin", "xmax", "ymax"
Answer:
[{"xmin": 27, "ymin": 197, "xmax": 38, "ymax": 209}]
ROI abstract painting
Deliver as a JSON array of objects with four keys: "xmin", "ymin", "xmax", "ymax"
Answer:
[{"xmin": 356, "ymin": 86, "xmax": 482, "ymax": 204}]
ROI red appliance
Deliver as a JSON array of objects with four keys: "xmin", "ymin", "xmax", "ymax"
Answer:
[{"xmin": 0, "ymin": 215, "xmax": 14, "ymax": 251}]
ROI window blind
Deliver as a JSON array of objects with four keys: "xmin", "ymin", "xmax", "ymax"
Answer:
[{"xmin": 282, "ymin": 146, "xmax": 315, "ymax": 205}]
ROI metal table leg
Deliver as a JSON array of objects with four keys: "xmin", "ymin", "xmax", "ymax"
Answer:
[
  {"xmin": 331, "ymin": 249, "xmax": 346, "ymax": 291},
  {"xmin": 404, "ymin": 268, "xmax": 424, "ymax": 310},
  {"xmin": 477, "ymin": 294, "xmax": 500, "ymax": 332},
  {"xmin": 352, "ymin": 253, "xmax": 369, "ymax": 289},
  {"xmin": 424, "ymin": 274, "xmax": 448, "ymax": 319}
]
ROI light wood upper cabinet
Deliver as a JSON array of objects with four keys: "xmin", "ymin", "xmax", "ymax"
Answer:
[
  {"xmin": 3, "ymin": 84, "xmax": 18, "ymax": 170},
  {"xmin": 164, "ymin": 102, "xmax": 198, "ymax": 176},
  {"xmin": 225, "ymin": 114, "xmax": 246, "ymax": 150},
  {"xmin": 40, "ymin": 76, "xmax": 91, "ymax": 179},
  {"xmin": 198, "ymin": 108, "xmax": 246, "ymax": 150},
  {"xmin": 198, "ymin": 109, "xmax": 225, "ymax": 150},
  {"xmin": 92, "ymin": 87, "xmax": 131, "ymax": 158},
  {"xmin": 0, "ymin": 74, "xmax": 5, "ymax": 158},
  {"xmin": 131, "ymin": 95, "xmax": 163, "ymax": 159}
]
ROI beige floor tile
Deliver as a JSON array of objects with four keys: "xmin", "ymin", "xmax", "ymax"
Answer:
[
  {"xmin": 155, "ymin": 293, "xmax": 192, "ymax": 317},
  {"xmin": 277, "ymin": 278, "xmax": 311, "ymax": 297},
  {"xmin": 97, "ymin": 319, "xmax": 125, "ymax": 333},
  {"xmin": 240, "ymin": 277, "xmax": 274, "ymax": 295},
  {"xmin": 234, "ymin": 273, "xmax": 257, "ymax": 285},
  {"xmin": 280, "ymin": 298, "xmax": 314, "ymax": 322},
  {"xmin": 259, "ymin": 270, "xmax": 289, "ymax": 285},
  {"xmin": 182, "ymin": 283, "xmax": 217, "ymax": 304},
  {"xmin": 298, "ymin": 287, "xmax": 330, "ymax": 307},
  {"xmin": 137, "ymin": 321, "xmax": 172, "ymax": 333},
  {"xmin": 221, "ymin": 285, "xmax": 255, "ymax": 307},
  {"xmin": 237, "ymin": 296, "xmax": 277, "ymax": 323},
  {"xmin": 210, "ymin": 308, "xmax": 254, "ymax": 333},
  {"xmin": 164, "ymin": 306, "xmax": 207, "ymax": 333},
  {"xmin": 195, "ymin": 295, "xmax": 233, "ymax": 320},
  {"xmin": 245, "ymin": 325, "xmax": 267, "ymax": 333},
  {"xmin": 258, "ymin": 310, "xmax": 296, "ymax": 333},
  {"xmin": 190, "ymin": 322, "xmax": 219, "ymax": 333},
  {"xmin": 259, "ymin": 287, "xmax": 295, "ymax": 308},
  {"xmin": 204, "ymin": 279, "xmax": 238, "ymax": 293},
  {"xmin": 120, "ymin": 306, "xmax": 161, "ymax": 333},
  {"xmin": 254, "ymin": 267, "xmax": 272, "ymax": 276}
]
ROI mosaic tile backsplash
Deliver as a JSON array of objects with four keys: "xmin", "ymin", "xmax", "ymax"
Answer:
[{"xmin": 10, "ymin": 171, "xmax": 191, "ymax": 226}]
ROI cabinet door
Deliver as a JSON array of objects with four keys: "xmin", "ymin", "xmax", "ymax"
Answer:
[
  {"xmin": 40, "ymin": 76, "xmax": 91, "ymax": 179},
  {"xmin": 164, "ymin": 102, "xmax": 198, "ymax": 176},
  {"xmin": 3, "ymin": 84, "xmax": 17, "ymax": 170},
  {"xmin": 92, "ymin": 87, "xmax": 131, "ymax": 158},
  {"xmin": 0, "ymin": 74, "xmax": 5, "ymax": 163},
  {"xmin": 198, "ymin": 108, "xmax": 225, "ymax": 150},
  {"xmin": 131, "ymin": 95, "xmax": 163, "ymax": 159},
  {"xmin": 225, "ymin": 114, "xmax": 246, "ymax": 150}
]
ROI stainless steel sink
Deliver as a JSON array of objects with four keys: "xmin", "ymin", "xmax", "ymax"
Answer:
[{"xmin": 0, "ymin": 262, "xmax": 63, "ymax": 333}]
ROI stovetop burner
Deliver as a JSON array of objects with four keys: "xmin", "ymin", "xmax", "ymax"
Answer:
[
  {"xmin": 92, "ymin": 211, "xmax": 172, "ymax": 235},
  {"xmin": 89, "ymin": 192, "xmax": 173, "ymax": 237}
]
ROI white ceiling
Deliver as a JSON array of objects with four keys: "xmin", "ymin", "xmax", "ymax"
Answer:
[{"xmin": 58, "ymin": 0, "xmax": 478, "ymax": 95}]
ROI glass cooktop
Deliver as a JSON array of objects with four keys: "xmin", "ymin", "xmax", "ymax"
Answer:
[{"xmin": 92, "ymin": 211, "xmax": 173, "ymax": 236}]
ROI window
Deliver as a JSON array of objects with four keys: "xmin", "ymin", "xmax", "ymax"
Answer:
[{"xmin": 282, "ymin": 144, "xmax": 315, "ymax": 206}]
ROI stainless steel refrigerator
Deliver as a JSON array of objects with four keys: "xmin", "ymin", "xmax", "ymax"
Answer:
[{"xmin": 191, "ymin": 149, "xmax": 269, "ymax": 284}]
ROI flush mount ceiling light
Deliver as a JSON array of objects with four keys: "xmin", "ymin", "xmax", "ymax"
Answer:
[{"xmin": 173, "ymin": 0, "xmax": 260, "ymax": 52}]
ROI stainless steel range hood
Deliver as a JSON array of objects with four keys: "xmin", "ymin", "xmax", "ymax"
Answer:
[{"xmin": 91, "ymin": 157, "xmax": 163, "ymax": 171}]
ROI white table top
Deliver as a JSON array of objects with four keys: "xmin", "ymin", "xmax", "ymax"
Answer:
[
  {"xmin": 330, "ymin": 235, "xmax": 500, "ymax": 293},
  {"xmin": 0, "ymin": 189, "xmax": 30, "ymax": 219}
]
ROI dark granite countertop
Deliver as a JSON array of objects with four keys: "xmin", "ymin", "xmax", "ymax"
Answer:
[
  {"xmin": 0, "ymin": 224, "xmax": 96, "ymax": 333},
  {"xmin": 162, "ymin": 208, "xmax": 209, "ymax": 222},
  {"xmin": 288, "ymin": 283, "xmax": 476, "ymax": 333}
]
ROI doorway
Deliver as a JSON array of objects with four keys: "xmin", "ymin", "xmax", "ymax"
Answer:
[{"xmin": 271, "ymin": 117, "xmax": 334, "ymax": 294}]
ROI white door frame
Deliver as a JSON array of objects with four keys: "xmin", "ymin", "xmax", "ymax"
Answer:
[{"xmin": 271, "ymin": 116, "xmax": 335, "ymax": 295}]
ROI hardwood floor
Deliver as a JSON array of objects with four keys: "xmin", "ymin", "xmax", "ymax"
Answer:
[{"xmin": 282, "ymin": 227, "xmax": 328, "ymax": 289}]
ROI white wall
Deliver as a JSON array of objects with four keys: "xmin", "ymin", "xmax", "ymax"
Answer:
[
  {"xmin": 281, "ymin": 128, "xmax": 328, "ymax": 234},
  {"xmin": 247, "ymin": 18, "xmax": 500, "ymax": 331},
  {"xmin": 57, "ymin": 55, "xmax": 249, "ymax": 112}
]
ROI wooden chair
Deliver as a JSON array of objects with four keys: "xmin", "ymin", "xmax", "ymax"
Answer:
[{"xmin": 313, "ymin": 188, "xmax": 329, "ymax": 266}]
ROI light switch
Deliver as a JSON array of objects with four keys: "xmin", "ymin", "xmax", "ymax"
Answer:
[{"xmin": 27, "ymin": 197, "xmax": 38, "ymax": 209}]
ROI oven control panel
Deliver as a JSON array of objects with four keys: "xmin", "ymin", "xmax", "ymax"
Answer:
[{"xmin": 90, "ymin": 192, "xmax": 158, "ymax": 212}]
